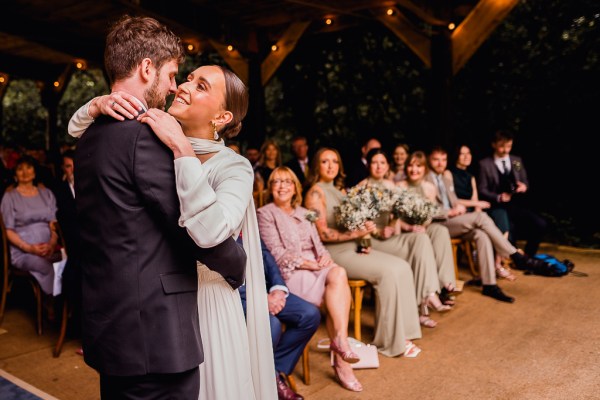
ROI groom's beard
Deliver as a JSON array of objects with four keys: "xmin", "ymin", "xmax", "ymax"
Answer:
[{"xmin": 144, "ymin": 75, "xmax": 166, "ymax": 110}]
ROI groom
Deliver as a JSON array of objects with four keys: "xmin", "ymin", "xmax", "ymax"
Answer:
[{"xmin": 74, "ymin": 15, "xmax": 246, "ymax": 399}]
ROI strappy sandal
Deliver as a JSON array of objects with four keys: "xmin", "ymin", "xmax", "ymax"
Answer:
[
  {"xmin": 419, "ymin": 315, "xmax": 437, "ymax": 328},
  {"xmin": 403, "ymin": 340, "xmax": 421, "ymax": 358},
  {"xmin": 496, "ymin": 265, "xmax": 517, "ymax": 281}
]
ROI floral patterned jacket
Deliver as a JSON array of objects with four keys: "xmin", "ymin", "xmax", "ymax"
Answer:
[{"xmin": 257, "ymin": 203, "xmax": 330, "ymax": 281}]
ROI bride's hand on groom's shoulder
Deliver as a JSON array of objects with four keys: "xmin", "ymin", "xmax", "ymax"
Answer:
[
  {"xmin": 138, "ymin": 109, "xmax": 194, "ymax": 158},
  {"xmin": 90, "ymin": 91, "xmax": 141, "ymax": 121}
]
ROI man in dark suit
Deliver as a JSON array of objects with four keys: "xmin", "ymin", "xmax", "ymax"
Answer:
[
  {"xmin": 284, "ymin": 136, "xmax": 310, "ymax": 188},
  {"xmin": 239, "ymin": 238, "xmax": 320, "ymax": 400},
  {"xmin": 477, "ymin": 130, "xmax": 547, "ymax": 257},
  {"xmin": 53, "ymin": 150, "xmax": 82, "ymax": 334},
  {"xmin": 344, "ymin": 137, "xmax": 381, "ymax": 188},
  {"xmin": 74, "ymin": 16, "xmax": 246, "ymax": 399}
]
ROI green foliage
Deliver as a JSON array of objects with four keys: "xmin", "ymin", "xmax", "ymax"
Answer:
[
  {"xmin": 57, "ymin": 69, "xmax": 109, "ymax": 145},
  {"xmin": 2, "ymin": 80, "xmax": 48, "ymax": 148}
]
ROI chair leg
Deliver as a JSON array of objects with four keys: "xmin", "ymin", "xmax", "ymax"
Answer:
[
  {"xmin": 463, "ymin": 241, "xmax": 479, "ymax": 277},
  {"xmin": 451, "ymin": 242, "xmax": 460, "ymax": 281},
  {"xmin": 302, "ymin": 344, "xmax": 310, "ymax": 385},
  {"xmin": 54, "ymin": 298, "xmax": 70, "ymax": 357},
  {"xmin": 353, "ymin": 286, "xmax": 364, "ymax": 342},
  {"xmin": 30, "ymin": 281, "xmax": 42, "ymax": 335},
  {"xmin": 0, "ymin": 280, "xmax": 8, "ymax": 325},
  {"xmin": 286, "ymin": 373, "xmax": 297, "ymax": 393}
]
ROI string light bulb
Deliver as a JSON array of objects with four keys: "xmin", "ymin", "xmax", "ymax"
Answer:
[
  {"xmin": 187, "ymin": 44, "xmax": 195, "ymax": 51},
  {"xmin": 227, "ymin": 45, "xmax": 234, "ymax": 51},
  {"xmin": 0, "ymin": 77, "xmax": 5, "ymax": 84},
  {"xmin": 448, "ymin": 22, "xmax": 456, "ymax": 30},
  {"xmin": 386, "ymin": 8, "xmax": 394, "ymax": 16},
  {"xmin": 325, "ymin": 18, "xmax": 333, "ymax": 25},
  {"xmin": 53, "ymin": 81, "xmax": 60, "ymax": 88},
  {"xmin": 271, "ymin": 44, "xmax": 278, "ymax": 52}
]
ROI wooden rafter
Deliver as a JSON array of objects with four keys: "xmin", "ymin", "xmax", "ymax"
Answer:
[
  {"xmin": 452, "ymin": 0, "xmax": 520, "ymax": 74},
  {"xmin": 261, "ymin": 21, "xmax": 311, "ymax": 86},
  {"xmin": 374, "ymin": 7, "xmax": 431, "ymax": 68},
  {"xmin": 208, "ymin": 39, "xmax": 249, "ymax": 85}
]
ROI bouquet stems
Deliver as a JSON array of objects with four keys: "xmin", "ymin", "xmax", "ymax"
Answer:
[{"xmin": 356, "ymin": 233, "xmax": 372, "ymax": 253}]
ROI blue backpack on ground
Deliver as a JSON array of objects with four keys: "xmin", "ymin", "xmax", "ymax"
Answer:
[{"xmin": 526, "ymin": 254, "xmax": 581, "ymax": 277}]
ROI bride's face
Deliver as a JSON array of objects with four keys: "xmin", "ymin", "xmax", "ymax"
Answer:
[{"xmin": 168, "ymin": 66, "xmax": 228, "ymax": 137}]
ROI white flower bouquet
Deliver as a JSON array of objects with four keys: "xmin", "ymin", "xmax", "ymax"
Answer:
[
  {"xmin": 391, "ymin": 189, "xmax": 440, "ymax": 226},
  {"xmin": 305, "ymin": 209, "xmax": 319, "ymax": 223},
  {"xmin": 334, "ymin": 184, "xmax": 396, "ymax": 251}
]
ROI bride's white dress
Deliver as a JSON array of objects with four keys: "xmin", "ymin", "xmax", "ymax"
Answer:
[
  {"xmin": 174, "ymin": 145, "xmax": 277, "ymax": 400},
  {"xmin": 68, "ymin": 103, "xmax": 277, "ymax": 400}
]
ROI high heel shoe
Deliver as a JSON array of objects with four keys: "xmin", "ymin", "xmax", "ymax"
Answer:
[
  {"xmin": 333, "ymin": 358, "xmax": 363, "ymax": 392},
  {"xmin": 419, "ymin": 303, "xmax": 438, "ymax": 328},
  {"xmin": 425, "ymin": 293, "xmax": 452, "ymax": 313},
  {"xmin": 330, "ymin": 338, "xmax": 360, "ymax": 364}
]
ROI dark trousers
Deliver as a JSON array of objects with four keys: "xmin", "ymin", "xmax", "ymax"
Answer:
[
  {"xmin": 491, "ymin": 203, "xmax": 547, "ymax": 257},
  {"xmin": 269, "ymin": 293, "xmax": 321, "ymax": 375},
  {"xmin": 100, "ymin": 367, "xmax": 199, "ymax": 400}
]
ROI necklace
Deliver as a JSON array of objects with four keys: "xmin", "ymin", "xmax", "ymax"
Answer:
[{"xmin": 16, "ymin": 185, "xmax": 38, "ymax": 197}]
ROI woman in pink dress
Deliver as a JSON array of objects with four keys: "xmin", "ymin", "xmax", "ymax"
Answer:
[{"xmin": 257, "ymin": 166, "xmax": 362, "ymax": 393}]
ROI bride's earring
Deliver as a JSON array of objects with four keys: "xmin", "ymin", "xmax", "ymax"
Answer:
[{"xmin": 211, "ymin": 121, "xmax": 219, "ymax": 140}]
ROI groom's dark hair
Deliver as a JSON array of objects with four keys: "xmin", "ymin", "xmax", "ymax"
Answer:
[{"xmin": 104, "ymin": 15, "xmax": 185, "ymax": 85}]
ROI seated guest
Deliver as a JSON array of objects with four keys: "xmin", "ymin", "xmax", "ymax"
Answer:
[
  {"xmin": 478, "ymin": 130, "xmax": 547, "ymax": 257},
  {"xmin": 255, "ymin": 139, "xmax": 283, "ymax": 184},
  {"xmin": 238, "ymin": 237, "xmax": 320, "ymax": 400},
  {"xmin": 1, "ymin": 156, "xmax": 59, "ymax": 316},
  {"xmin": 388, "ymin": 143, "xmax": 410, "ymax": 183},
  {"xmin": 357, "ymin": 148, "xmax": 453, "ymax": 326},
  {"xmin": 305, "ymin": 148, "xmax": 422, "ymax": 358},
  {"xmin": 284, "ymin": 136, "xmax": 311, "ymax": 189},
  {"xmin": 258, "ymin": 166, "xmax": 363, "ymax": 393},
  {"xmin": 425, "ymin": 147, "xmax": 547, "ymax": 302},
  {"xmin": 344, "ymin": 137, "xmax": 381, "ymax": 188},
  {"xmin": 53, "ymin": 150, "xmax": 84, "ymax": 328},
  {"xmin": 451, "ymin": 144, "xmax": 515, "ymax": 281}
]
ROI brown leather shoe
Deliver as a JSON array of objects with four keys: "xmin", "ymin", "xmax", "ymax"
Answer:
[{"xmin": 276, "ymin": 373, "xmax": 304, "ymax": 400}]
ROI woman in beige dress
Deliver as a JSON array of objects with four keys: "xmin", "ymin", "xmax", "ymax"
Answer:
[
  {"xmin": 304, "ymin": 148, "xmax": 422, "ymax": 357},
  {"xmin": 357, "ymin": 148, "xmax": 453, "ymax": 325}
]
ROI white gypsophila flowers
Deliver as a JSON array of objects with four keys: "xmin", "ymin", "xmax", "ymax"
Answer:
[
  {"xmin": 391, "ymin": 188, "xmax": 440, "ymax": 226},
  {"xmin": 334, "ymin": 184, "xmax": 397, "ymax": 231}
]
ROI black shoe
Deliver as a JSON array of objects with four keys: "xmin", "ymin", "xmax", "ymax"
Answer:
[
  {"xmin": 482, "ymin": 284, "xmax": 515, "ymax": 303},
  {"xmin": 276, "ymin": 373, "xmax": 304, "ymax": 400},
  {"xmin": 510, "ymin": 252, "xmax": 545, "ymax": 271}
]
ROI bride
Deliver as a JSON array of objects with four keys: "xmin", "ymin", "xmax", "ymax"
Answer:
[{"xmin": 69, "ymin": 65, "xmax": 277, "ymax": 400}]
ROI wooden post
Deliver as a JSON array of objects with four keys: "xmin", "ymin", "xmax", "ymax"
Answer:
[{"xmin": 429, "ymin": 27, "xmax": 454, "ymax": 150}]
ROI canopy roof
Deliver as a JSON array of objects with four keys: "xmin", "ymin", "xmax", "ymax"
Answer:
[{"xmin": 1, "ymin": 0, "xmax": 516, "ymax": 84}]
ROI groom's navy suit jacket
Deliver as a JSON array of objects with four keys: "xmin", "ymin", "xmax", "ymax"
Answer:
[{"xmin": 75, "ymin": 116, "xmax": 246, "ymax": 376}]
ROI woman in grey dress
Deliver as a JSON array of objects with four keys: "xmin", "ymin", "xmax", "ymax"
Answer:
[
  {"xmin": 304, "ymin": 148, "xmax": 422, "ymax": 358},
  {"xmin": 1, "ymin": 156, "xmax": 58, "ymax": 296}
]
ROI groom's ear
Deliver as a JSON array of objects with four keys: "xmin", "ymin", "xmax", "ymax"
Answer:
[{"xmin": 139, "ymin": 58, "xmax": 156, "ymax": 83}]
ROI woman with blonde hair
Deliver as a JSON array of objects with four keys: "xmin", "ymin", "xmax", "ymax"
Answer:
[{"xmin": 258, "ymin": 166, "xmax": 363, "ymax": 392}]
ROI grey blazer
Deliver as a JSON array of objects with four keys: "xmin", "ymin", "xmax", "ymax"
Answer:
[{"xmin": 477, "ymin": 155, "xmax": 528, "ymax": 204}]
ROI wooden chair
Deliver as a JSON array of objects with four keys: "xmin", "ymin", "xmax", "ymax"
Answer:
[
  {"xmin": 281, "ymin": 322, "xmax": 311, "ymax": 392},
  {"xmin": 285, "ymin": 345, "xmax": 310, "ymax": 392},
  {"xmin": 0, "ymin": 214, "xmax": 43, "ymax": 335},
  {"xmin": 348, "ymin": 279, "xmax": 368, "ymax": 341},
  {"xmin": 451, "ymin": 238, "xmax": 478, "ymax": 278}
]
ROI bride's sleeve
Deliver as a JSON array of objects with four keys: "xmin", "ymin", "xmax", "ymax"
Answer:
[
  {"xmin": 174, "ymin": 154, "xmax": 254, "ymax": 247},
  {"xmin": 67, "ymin": 99, "xmax": 94, "ymax": 138}
]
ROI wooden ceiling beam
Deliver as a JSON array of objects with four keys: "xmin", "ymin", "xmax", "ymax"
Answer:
[
  {"xmin": 0, "ymin": 53, "xmax": 65, "ymax": 82},
  {"xmin": 452, "ymin": 0, "xmax": 520, "ymax": 74},
  {"xmin": 0, "ymin": 8, "xmax": 104, "ymax": 64},
  {"xmin": 261, "ymin": 21, "xmax": 311, "ymax": 86},
  {"xmin": 208, "ymin": 40, "xmax": 249, "ymax": 84},
  {"xmin": 374, "ymin": 7, "xmax": 431, "ymax": 68}
]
